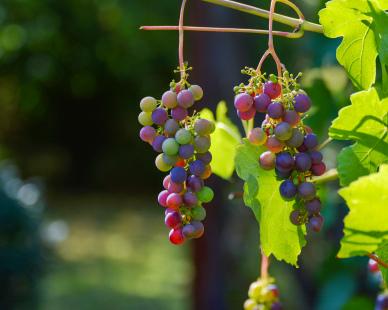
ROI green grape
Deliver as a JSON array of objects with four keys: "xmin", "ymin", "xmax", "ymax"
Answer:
[
  {"xmin": 194, "ymin": 119, "xmax": 213, "ymax": 136},
  {"xmin": 175, "ymin": 128, "xmax": 192, "ymax": 145},
  {"xmin": 155, "ymin": 153, "xmax": 172, "ymax": 172},
  {"xmin": 138, "ymin": 112, "xmax": 153, "ymax": 126},
  {"xmin": 140, "ymin": 96, "xmax": 157, "ymax": 112},
  {"xmin": 189, "ymin": 85, "xmax": 204, "ymax": 101},
  {"xmin": 162, "ymin": 138, "xmax": 180, "ymax": 155},
  {"xmin": 162, "ymin": 153, "xmax": 178, "ymax": 166},
  {"xmin": 191, "ymin": 206, "xmax": 206, "ymax": 221},
  {"xmin": 197, "ymin": 186, "xmax": 214, "ymax": 203},
  {"xmin": 243, "ymin": 299, "xmax": 257, "ymax": 310}
]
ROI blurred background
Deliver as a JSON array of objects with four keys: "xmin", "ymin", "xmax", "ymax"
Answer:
[{"xmin": 0, "ymin": 0, "xmax": 382, "ymax": 309}]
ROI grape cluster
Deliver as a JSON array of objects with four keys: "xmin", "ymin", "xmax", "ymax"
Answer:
[
  {"xmin": 234, "ymin": 70, "xmax": 326, "ymax": 231},
  {"xmin": 244, "ymin": 278, "xmax": 282, "ymax": 310},
  {"xmin": 138, "ymin": 81, "xmax": 215, "ymax": 245},
  {"xmin": 376, "ymin": 292, "xmax": 388, "ymax": 310}
]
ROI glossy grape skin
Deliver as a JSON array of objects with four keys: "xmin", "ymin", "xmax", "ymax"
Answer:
[
  {"xmin": 307, "ymin": 214, "xmax": 324, "ymax": 232},
  {"xmin": 285, "ymin": 128, "xmax": 304, "ymax": 148},
  {"xmin": 194, "ymin": 136, "xmax": 211, "ymax": 153},
  {"xmin": 189, "ymin": 160, "xmax": 206, "ymax": 176},
  {"xmin": 170, "ymin": 167, "xmax": 187, "ymax": 183},
  {"xmin": 196, "ymin": 151, "xmax": 212, "ymax": 165},
  {"xmin": 276, "ymin": 152, "xmax": 294, "ymax": 171},
  {"xmin": 309, "ymin": 150, "xmax": 323, "ymax": 164},
  {"xmin": 191, "ymin": 205, "xmax": 206, "ymax": 221},
  {"xmin": 183, "ymin": 221, "xmax": 204, "ymax": 238},
  {"xmin": 234, "ymin": 93, "xmax": 253, "ymax": 112},
  {"xmin": 187, "ymin": 175, "xmax": 204, "ymax": 192},
  {"xmin": 254, "ymin": 93, "xmax": 271, "ymax": 112},
  {"xmin": 163, "ymin": 175, "xmax": 171, "ymax": 190},
  {"xmin": 162, "ymin": 90, "xmax": 178, "ymax": 108},
  {"xmin": 140, "ymin": 96, "xmax": 157, "ymax": 112},
  {"xmin": 166, "ymin": 193, "xmax": 183, "ymax": 209},
  {"xmin": 175, "ymin": 128, "xmax": 192, "ymax": 145},
  {"xmin": 194, "ymin": 119, "xmax": 213, "ymax": 136},
  {"xmin": 177, "ymin": 89, "xmax": 195, "ymax": 108},
  {"xmin": 311, "ymin": 162, "xmax": 326, "ymax": 176},
  {"xmin": 290, "ymin": 209, "xmax": 303, "ymax": 225},
  {"xmin": 283, "ymin": 110, "xmax": 300, "ymax": 127},
  {"xmin": 243, "ymin": 299, "xmax": 257, "ymax": 310},
  {"xmin": 197, "ymin": 186, "xmax": 214, "ymax": 203},
  {"xmin": 169, "ymin": 228, "xmax": 185, "ymax": 245},
  {"xmin": 305, "ymin": 198, "xmax": 321, "ymax": 215},
  {"xmin": 294, "ymin": 93, "xmax": 311, "ymax": 113},
  {"xmin": 165, "ymin": 211, "xmax": 182, "ymax": 229},
  {"xmin": 266, "ymin": 136, "xmax": 284, "ymax": 153},
  {"xmin": 274, "ymin": 122, "xmax": 292, "ymax": 141},
  {"xmin": 259, "ymin": 151, "xmax": 276, "ymax": 170},
  {"xmin": 279, "ymin": 180, "xmax": 297, "ymax": 200},
  {"xmin": 275, "ymin": 167, "xmax": 292, "ymax": 179},
  {"xmin": 155, "ymin": 153, "xmax": 172, "ymax": 172},
  {"xmin": 152, "ymin": 135, "xmax": 166, "ymax": 153},
  {"xmin": 179, "ymin": 144, "xmax": 194, "ymax": 159},
  {"xmin": 139, "ymin": 126, "xmax": 156, "ymax": 143},
  {"xmin": 304, "ymin": 133, "xmax": 318, "ymax": 150},
  {"xmin": 171, "ymin": 106, "xmax": 188, "ymax": 121},
  {"xmin": 263, "ymin": 81, "xmax": 281, "ymax": 99},
  {"xmin": 200, "ymin": 165, "xmax": 212, "ymax": 180},
  {"xmin": 151, "ymin": 108, "xmax": 168, "ymax": 125},
  {"xmin": 376, "ymin": 294, "xmax": 388, "ymax": 310},
  {"xmin": 183, "ymin": 191, "xmax": 198, "ymax": 206},
  {"xmin": 297, "ymin": 182, "xmax": 316, "ymax": 201},
  {"xmin": 162, "ymin": 153, "xmax": 178, "ymax": 166},
  {"xmin": 238, "ymin": 106, "xmax": 256, "ymax": 120},
  {"xmin": 158, "ymin": 190, "xmax": 169, "ymax": 207},
  {"xmin": 138, "ymin": 111, "xmax": 153, "ymax": 126},
  {"xmin": 164, "ymin": 119, "xmax": 180, "ymax": 137},
  {"xmin": 295, "ymin": 152, "xmax": 312, "ymax": 172},
  {"xmin": 248, "ymin": 127, "xmax": 267, "ymax": 146},
  {"xmin": 162, "ymin": 138, "xmax": 180, "ymax": 155},
  {"xmin": 189, "ymin": 85, "xmax": 204, "ymax": 101},
  {"xmin": 267, "ymin": 102, "xmax": 284, "ymax": 119},
  {"xmin": 168, "ymin": 181, "xmax": 184, "ymax": 194}
]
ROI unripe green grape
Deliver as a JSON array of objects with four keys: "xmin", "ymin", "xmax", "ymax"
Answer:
[
  {"xmin": 248, "ymin": 281, "xmax": 264, "ymax": 300},
  {"xmin": 197, "ymin": 186, "xmax": 214, "ymax": 203},
  {"xmin": 155, "ymin": 153, "xmax": 172, "ymax": 172},
  {"xmin": 162, "ymin": 138, "xmax": 180, "ymax": 155},
  {"xmin": 162, "ymin": 153, "xmax": 178, "ymax": 166},
  {"xmin": 175, "ymin": 128, "xmax": 192, "ymax": 145},
  {"xmin": 248, "ymin": 127, "xmax": 267, "ymax": 146},
  {"xmin": 243, "ymin": 299, "xmax": 257, "ymax": 310},
  {"xmin": 194, "ymin": 136, "xmax": 211, "ymax": 153},
  {"xmin": 274, "ymin": 122, "xmax": 292, "ymax": 141},
  {"xmin": 191, "ymin": 205, "xmax": 206, "ymax": 221},
  {"xmin": 140, "ymin": 96, "xmax": 157, "ymax": 112},
  {"xmin": 138, "ymin": 112, "xmax": 153, "ymax": 126},
  {"xmin": 189, "ymin": 85, "xmax": 204, "ymax": 101}
]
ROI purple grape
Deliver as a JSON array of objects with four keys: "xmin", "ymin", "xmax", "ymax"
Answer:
[
  {"xmin": 187, "ymin": 175, "xmax": 204, "ymax": 192},
  {"xmin": 179, "ymin": 144, "xmax": 194, "ymax": 159},
  {"xmin": 294, "ymin": 93, "xmax": 311, "ymax": 113},
  {"xmin": 271, "ymin": 302, "xmax": 283, "ymax": 310},
  {"xmin": 376, "ymin": 293, "xmax": 388, "ymax": 310},
  {"xmin": 163, "ymin": 175, "xmax": 171, "ymax": 189},
  {"xmin": 158, "ymin": 190, "xmax": 169, "ymax": 207},
  {"xmin": 259, "ymin": 151, "xmax": 276, "ymax": 170},
  {"xmin": 276, "ymin": 152, "xmax": 294, "ymax": 171},
  {"xmin": 311, "ymin": 162, "xmax": 326, "ymax": 176},
  {"xmin": 237, "ymin": 106, "xmax": 256, "ymax": 120},
  {"xmin": 305, "ymin": 198, "xmax": 321, "ymax": 215},
  {"xmin": 196, "ymin": 151, "xmax": 212, "ymax": 164},
  {"xmin": 290, "ymin": 210, "xmax": 303, "ymax": 225},
  {"xmin": 168, "ymin": 181, "xmax": 184, "ymax": 194},
  {"xmin": 182, "ymin": 221, "xmax": 204, "ymax": 238},
  {"xmin": 165, "ymin": 211, "xmax": 182, "ymax": 229},
  {"xmin": 266, "ymin": 135, "xmax": 284, "ymax": 153},
  {"xmin": 263, "ymin": 81, "xmax": 281, "ymax": 99},
  {"xmin": 309, "ymin": 151, "xmax": 323, "ymax": 164},
  {"xmin": 254, "ymin": 93, "xmax": 271, "ymax": 112},
  {"xmin": 307, "ymin": 214, "xmax": 324, "ymax": 232},
  {"xmin": 162, "ymin": 90, "xmax": 178, "ymax": 108},
  {"xmin": 283, "ymin": 110, "xmax": 300, "ymax": 127},
  {"xmin": 151, "ymin": 108, "xmax": 168, "ymax": 125},
  {"xmin": 295, "ymin": 152, "xmax": 312, "ymax": 172},
  {"xmin": 194, "ymin": 136, "xmax": 211, "ymax": 153},
  {"xmin": 304, "ymin": 133, "xmax": 318, "ymax": 150},
  {"xmin": 164, "ymin": 119, "xmax": 180, "ymax": 137},
  {"xmin": 152, "ymin": 135, "xmax": 167, "ymax": 153},
  {"xmin": 183, "ymin": 191, "xmax": 198, "ymax": 206},
  {"xmin": 267, "ymin": 102, "xmax": 284, "ymax": 119},
  {"xmin": 234, "ymin": 93, "xmax": 253, "ymax": 112},
  {"xmin": 279, "ymin": 180, "xmax": 297, "ymax": 200},
  {"xmin": 171, "ymin": 106, "xmax": 188, "ymax": 121},
  {"xmin": 285, "ymin": 128, "xmax": 304, "ymax": 148},
  {"xmin": 189, "ymin": 160, "xmax": 206, "ymax": 176},
  {"xmin": 275, "ymin": 167, "xmax": 292, "ymax": 179},
  {"xmin": 297, "ymin": 182, "xmax": 316, "ymax": 200},
  {"xmin": 177, "ymin": 89, "xmax": 194, "ymax": 108},
  {"xmin": 274, "ymin": 122, "xmax": 292, "ymax": 141},
  {"xmin": 139, "ymin": 126, "xmax": 156, "ymax": 143},
  {"xmin": 170, "ymin": 167, "xmax": 187, "ymax": 183}
]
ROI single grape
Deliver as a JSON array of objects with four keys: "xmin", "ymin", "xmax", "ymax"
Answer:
[
  {"xmin": 283, "ymin": 110, "xmax": 300, "ymax": 127},
  {"xmin": 309, "ymin": 150, "xmax": 323, "ymax": 164},
  {"xmin": 169, "ymin": 228, "xmax": 185, "ymax": 245},
  {"xmin": 183, "ymin": 221, "xmax": 204, "ymax": 238},
  {"xmin": 151, "ymin": 108, "xmax": 168, "ymax": 126},
  {"xmin": 200, "ymin": 165, "xmax": 212, "ymax": 180},
  {"xmin": 263, "ymin": 81, "xmax": 281, "ymax": 99},
  {"xmin": 266, "ymin": 136, "xmax": 284, "ymax": 153},
  {"xmin": 189, "ymin": 85, "xmax": 203, "ymax": 101},
  {"xmin": 175, "ymin": 128, "xmax": 192, "ymax": 145},
  {"xmin": 267, "ymin": 102, "xmax": 284, "ymax": 119},
  {"xmin": 162, "ymin": 153, "xmax": 178, "ymax": 166},
  {"xmin": 244, "ymin": 299, "xmax": 257, "ymax": 310},
  {"xmin": 304, "ymin": 133, "xmax": 318, "ymax": 150},
  {"xmin": 168, "ymin": 181, "xmax": 184, "ymax": 194},
  {"xmin": 248, "ymin": 281, "xmax": 263, "ymax": 300},
  {"xmin": 140, "ymin": 96, "xmax": 157, "ymax": 112},
  {"xmin": 152, "ymin": 135, "xmax": 166, "ymax": 153},
  {"xmin": 171, "ymin": 106, "xmax": 188, "ymax": 121},
  {"xmin": 162, "ymin": 90, "xmax": 178, "ymax": 108},
  {"xmin": 158, "ymin": 190, "xmax": 169, "ymax": 207},
  {"xmin": 155, "ymin": 153, "xmax": 172, "ymax": 172},
  {"xmin": 294, "ymin": 93, "xmax": 311, "ymax": 113},
  {"xmin": 259, "ymin": 151, "xmax": 276, "ymax": 170},
  {"xmin": 191, "ymin": 205, "xmax": 206, "ymax": 221},
  {"xmin": 285, "ymin": 128, "xmax": 304, "ymax": 148},
  {"xmin": 177, "ymin": 89, "xmax": 194, "ymax": 108},
  {"xmin": 170, "ymin": 167, "xmax": 187, "ymax": 183},
  {"xmin": 275, "ymin": 167, "xmax": 292, "ymax": 179},
  {"xmin": 189, "ymin": 160, "xmax": 206, "ymax": 176},
  {"xmin": 138, "ymin": 111, "xmax": 153, "ymax": 126},
  {"xmin": 254, "ymin": 93, "xmax": 271, "ymax": 112},
  {"xmin": 194, "ymin": 119, "xmax": 213, "ymax": 136},
  {"xmin": 194, "ymin": 136, "xmax": 211, "ymax": 153},
  {"xmin": 307, "ymin": 214, "xmax": 324, "ymax": 232},
  {"xmin": 164, "ymin": 119, "xmax": 180, "ymax": 137},
  {"xmin": 279, "ymin": 180, "xmax": 297, "ymax": 200},
  {"xmin": 187, "ymin": 175, "xmax": 204, "ymax": 192},
  {"xmin": 248, "ymin": 127, "xmax": 267, "ymax": 146},
  {"xmin": 166, "ymin": 193, "xmax": 183, "ymax": 209},
  {"xmin": 183, "ymin": 191, "xmax": 198, "ymax": 206},
  {"xmin": 297, "ymin": 182, "xmax": 316, "ymax": 201},
  {"xmin": 165, "ymin": 211, "xmax": 182, "ymax": 229},
  {"xmin": 163, "ymin": 175, "xmax": 171, "ymax": 190},
  {"xmin": 276, "ymin": 152, "xmax": 294, "ymax": 171},
  {"xmin": 234, "ymin": 93, "xmax": 253, "ymax": 112},
  {"xmin": 274, "ymin": 122, "xmax": 292, "ymax": 141},
  {"xmin": 290, "ymin": 209, "xmax": 303, "ymax": 225},
  {"xmin": 162, "ymin": 138, "xmax": 180, "ymax": 155},
  {"xmin": 139, "ymin": 126, "xmax": 156, "ymax": 143},
  {"xmin": 179, "ymin": 144, "xmax": 195, "ymax": 159},
  {"xmin": 197, "ymin": 186, "xmax": 214, "ymax": 203},
  {"xmin": 295, "ymin": 152, "xmax": 312, "ymax": 172},
  {"xmin": 305, "ymin": 198, "xmax": 321, "ymax": 215},
  {"xmin": 311, "ymin": 162, "xmax": 326, "ymax": 176},
  {"xmin": 196, "ymin": 151, "xmax": 212, "ymax": 165},
  {"xmin": 238, "ymin": 107, "xmax": 256, "ymax": 120}
]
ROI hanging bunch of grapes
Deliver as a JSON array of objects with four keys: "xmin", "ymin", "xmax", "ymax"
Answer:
[
  {"xmin": 234, "ymin": 69, "xmax": 326, "ymax": 232},
  {"xmin": 138, "ymin": 69, "xmax": 215, "ymax": 245},
  {"xmin": 244, "ymin": 277, "xmax": 282, "ymax": 310}
]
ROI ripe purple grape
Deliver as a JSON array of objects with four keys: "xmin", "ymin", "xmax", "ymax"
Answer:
[
  {"xmin": 294, "ymin": 93, "xmax": 311, "ymax": 113},
  {"xmin": 158, "ymin": 190, "xmax": 169, "ymax": 207},
  {"xmin": 179, "ymin": 144, "xmax": 194, "ymax": 159},
  {"xmin": 183, "ymin": 191, "xmax": 198, "ymax": 206},
  {"xmin": 274, "ymin": 122, "xmax": 292, "ymax": 141},
  {"xmin": 177, "ymin": 89, "xmax": 194, "ymax": 108},
  {"xmin": 283, "ymin": 110, "xmax": 300, "ymax": 127},
  {"xmin": 189, "ymin": 160, "xmax": 206, "ymax": 176},
  {"xmin": 309, "ymin": 150, "xmax": 323, "ymax": 164},
  {"xmin": 304, "ymin": 133, "xmax": 318, "ymax": 150},
  {"xmin": 168, "ymin": 181, "xmax": 184, "ymax": 194},
  {"xmin": 297, "ymin": 182, "xmax": 316, "ymax": 201},
  {"xmin": 170, "ymin": 167, "xmax": 187, "ymax": 183},
  {"xmin": 139, "ymin": 126, "xmax": 156, "ymax": 143},
  {"xmin": 152, "ymin": 135, "xmax": 166, "ymax": 153},
  {"xmin": 305, "ymin": 198, "xmax": 321, "ymax": 215},
  {"xmin": 234, "ymin": 93, "xmax": 253, "ymax": 112},
  {"xmin": 238, "ymin": 106, "xmax": 256, "ymax": 120},
  {"xmin": 307, "ymin": 214, "xmax": 324, "ymax": 232},
  {"xmin": 166, "ymin": 193, "xmax": 183, "ymax": 209},
  {"xmin": 165, "ymin": 211, "xmax": 182, "ymax": 229},
  {"xmin": 279, "ymin": 180, "xmax": 297, "ymax": 200},
  {"xmin": 263, "ymin": 81, "xmax": 281, "ymax": 99},
  {"xmin": 275, "ymin": 167, "xmax": 292, "ymax": 179},
  {"xmin": 194, "ymin": 136, "xmax": 211, "ymax": 153},
  {"xmin": 182, "ymin": 221, "xmax": 204, "ymax": 238},
  {"xmin": 151, "ymin": 108, "xmax": 168, "ymax": 125},
  {"xmin": 164, "ymin": 119, "xmax": 180, "ymax": 136},
  {"xmin": 254, "ymin": 93, "xmax": 271, "ymax": 112},
  {"xmin": 285, "ymin": 128, "xmax": 304, "ymax": 148},
  {"xmin": 162, "ymin": 90, "xmax": 178, "ymax": 108},
  {"xmin": 196, "ymin": 151, "xmax": 212, "ymax": 165},
  {"xmin": 311, "ymin": 162, "xmax": 326, "ymax": 176},
  {"xmin": 266, "ymin": 136, "xmax": 284, "ymax": 153},
  {"xmin": 290, "ymin": 210, "xmax": 303, "ymax": 225},
  {"xmin": 187, "ymin": 175, "xmax": 204, "ymax": 192},
  {"xmin": 267, "ymin": 102, "xmax": 284, "ymax": 119},
  {"xmin": 171, "ymin": 106, "xmax": 188, "ymax": 121},
  {"xmin": 295, "ymin": 152, "xmax": 312, "ymax": 172},
  {"xmin": 259, "ymin": 151, "xmax": 276, "ymax": 170},
  {"xmin": 275, "ymin": 152, "xmax": 294, "ymax": 171}
]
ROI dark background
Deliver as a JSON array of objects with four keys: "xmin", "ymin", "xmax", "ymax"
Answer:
[{"xmin": 0, "ymin": 0, "xmax": 382, "ymax": 309}]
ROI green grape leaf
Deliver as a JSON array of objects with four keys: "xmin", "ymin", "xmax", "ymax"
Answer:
[
  {"xmin": 200, "ymin": 101, "xmax": 241, "ymax": 180},
  {"xmin": 376, "ymin": 241, "xmax": 388, "ymax": 286},
  {"xmin": 329, "ymin": 88, "xmax": 388, "ymax": 186},
  {"xmin": 319, "ymin": 0, "xmax": 388, "ymax": 90},
  {"xmin": 235, "ymin": 140, "xmax": 306, "ymax": 266},
  {"xmin": 337, "ymin": 164, "xmax": 388, "ymax": 259}
]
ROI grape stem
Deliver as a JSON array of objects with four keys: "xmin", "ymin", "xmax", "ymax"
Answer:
[
  {"xmin": 312, "ymin": 168, "xmax": 339, "ymax": 184},
  {"xmin": 368, "ymin": 253, "xmax": 388, "ymax": 269},
  {"xmin": 178, "ymin": 0, "xmax": 188, "ymax": 81},
  {"xmin": 317, "ymin": 137, "xmax": 332, "ymax": 151},
  {"xmin": 261, "ymin": 251, "xmax": 270, "ymax": 279}
]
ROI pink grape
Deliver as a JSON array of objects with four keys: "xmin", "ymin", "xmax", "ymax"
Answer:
[
  {"xmin": 259, "ymin": 151, "xmax": 276, "ymax": 170},
  {"xmin": 139, "ymin": 126, "xmax": 156, "ymax": 143},
  {"xmin": 263, "ymin": 81, "xmax": 281, "ymax": 99},
  {"xmin": 169, "ymin": 228, "xmax": 185, "ymax": 245},
  {"xmin": 238, "ymin": 106, "xmax": 256, "ymax": 120},
  {"xmin": 234, "ymin": 93, "xmax": 253, "ymax": 112}
]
